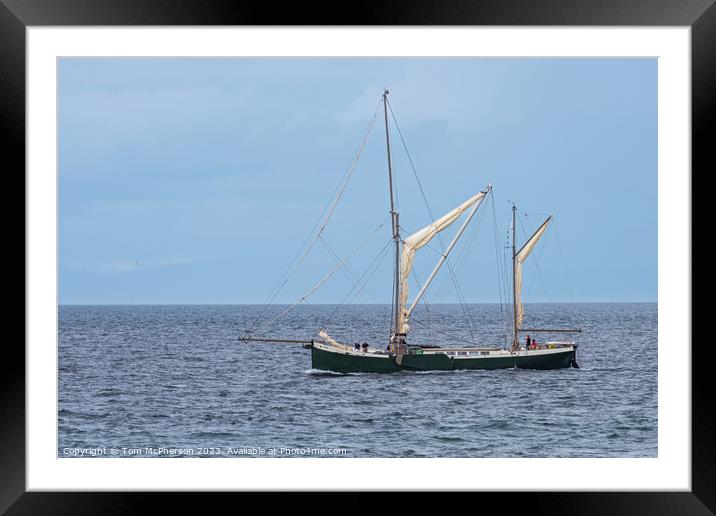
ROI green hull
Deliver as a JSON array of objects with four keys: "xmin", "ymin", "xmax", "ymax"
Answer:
[{"xmin": 310, "ymin": 345, "xmax": 576, "ymax": 374}]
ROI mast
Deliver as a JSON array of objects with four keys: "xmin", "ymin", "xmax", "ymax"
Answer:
[
  {"xmin": 512, "ymin": 203, "xmax": 518, "ymax": 350},
  {"xmin": 383, "ymin": 90, "xmax": 401, "ymax": 343}
]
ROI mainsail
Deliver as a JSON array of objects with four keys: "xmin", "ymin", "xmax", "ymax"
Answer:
[
  {"xmin": 397, "ymin": 191, "xmax": 486, "ymax": 333},
  {"xmin": 514, "ymin": 215, "xmax": 552, "ymax": 330}
]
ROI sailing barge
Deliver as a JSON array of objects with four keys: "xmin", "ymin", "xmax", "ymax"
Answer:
[{"xmin": 241, "ymin": 90, "xmax": 580, "ymax": 373}]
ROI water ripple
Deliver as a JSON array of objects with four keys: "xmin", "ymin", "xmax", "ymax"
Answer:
[{"xmin": 59, "ymin": 303, "xmax": 657, "ymax": 458}]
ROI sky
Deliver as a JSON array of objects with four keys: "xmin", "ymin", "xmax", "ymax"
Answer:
[{"xmin": 58, "ymin": 58, "xmax": 657, "ymax": 304}]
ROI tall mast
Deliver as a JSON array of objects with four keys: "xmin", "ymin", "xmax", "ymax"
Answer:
[
  {"xmin": 383, "ymin": 90, "xmax": 401, "ymax": 340},
  {"xmin": 512, "ymin": 203, "xmax": 518, "ymax": 350}
]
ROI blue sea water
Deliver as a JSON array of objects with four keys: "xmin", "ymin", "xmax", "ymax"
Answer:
[{"xmin": 58, "ymin": 303, "xmax": 657, "ymax": 458}]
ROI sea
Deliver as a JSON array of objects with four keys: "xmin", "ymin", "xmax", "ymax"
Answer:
[{"xmin": 58, "ymin": 303, "xmax": 657, "ymax": 458}]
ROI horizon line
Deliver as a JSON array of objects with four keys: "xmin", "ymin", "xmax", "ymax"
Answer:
[{"xmin": 58, "ymin": 300, "xmax": 658, "ymax": 306}]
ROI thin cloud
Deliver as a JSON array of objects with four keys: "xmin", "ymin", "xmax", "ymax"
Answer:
[{"xmin": 96, "ymin": 257, "xmax": 204, "ymax": 274}]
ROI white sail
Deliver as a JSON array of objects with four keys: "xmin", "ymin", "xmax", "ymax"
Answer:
[
  {"xmin": 318, "ymin": 329, "xmax": 353, "ymax": 352},
  {"xmin": 397, "ymin": 191, "xmax": 486, "ymax": 333},
  {"xmin": 514, "ymin": 216, "xmax": 552, "ymax": 329}
]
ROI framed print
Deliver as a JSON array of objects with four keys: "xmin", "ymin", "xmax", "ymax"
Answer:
[{"xmin": 4, "ymin": 0, "xmax": 710, "ymax": 512}]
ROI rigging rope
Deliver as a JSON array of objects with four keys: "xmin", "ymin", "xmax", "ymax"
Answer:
[
  {"xmin": 517, "ymin": 210, "xmax": 574, "ymax": 304},
  {"xmin": 251, "ymin": 220, "xmax": 386, "ymax": 335},
  {"xmin": 320, "ymin": 237, "xmax": 394, "ymax": 332},
  {"xmin": 517, "ymin": 211, "xmax": 552, "ymax": 303},
  {"xmin": 409, "ymin": 317, "xmax": 487, "ymax": 347},
  {"xmin": 409, "ymin": 266, "xmax": 434, "ymax": 332},
  {"xmin": 490, "ymin": 193, "xmax": 507, "ymax": 313},
  {"xmin": 502, "ymin": 206, "xmax": 514, "ymax": 342},
  {"xmin": 552, "ymin": 218, "xmax": 576, "ymax": 303},
  {"xmin": 246, "ymin": 101, "xmax": 381, "ymax": 334},
  {"xmin": 319, "ymin": 234, "xmax": 382, "ymax": 303},
  {"xmin": 391, "ymin": 228, "xmax": 436, "ymax": 335},
  {"xmin": 387, "ymin": 100, "xmax": 480, "ymax": 344},
  {"xmin": 430, "ymin": 192, "xmax": 489, "ymax": 297}
]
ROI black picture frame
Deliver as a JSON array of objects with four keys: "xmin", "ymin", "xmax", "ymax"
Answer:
[{"xmin": 4, "ymin": 0, "xmax": 709, "ymax": 512}]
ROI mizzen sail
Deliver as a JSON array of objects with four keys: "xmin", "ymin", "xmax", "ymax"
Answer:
[{"xmin": 514, "ymin": 215, "xmax": 552, "ymax": 330}]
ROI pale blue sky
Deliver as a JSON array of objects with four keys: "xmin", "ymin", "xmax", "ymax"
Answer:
[{"xmin": 58, "ymin": 58, "xmax": 656, "ymax": 304}]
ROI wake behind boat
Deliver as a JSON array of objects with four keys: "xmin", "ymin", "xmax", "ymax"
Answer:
[{"xmin": 240, "ymin": 90, "xmax": 580, "ymax": 373}]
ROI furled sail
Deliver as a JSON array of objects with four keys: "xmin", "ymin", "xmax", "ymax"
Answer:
[
  {"xmin": 318, "ymin": 329, "xmax": 353, "ymax": 352},
  {"xmin": 514, "ymin": 216, "xmax": 552, "ymax": 329},
  {"xmin": 397, "ymin": 191, "xmax": 486, "ymax": 333}
]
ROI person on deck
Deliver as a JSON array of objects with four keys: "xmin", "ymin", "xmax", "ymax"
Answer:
[
  {"xmin": 525, "ymin": 335, "xmax": 532, "ymax": 350},
  {"xmin": 362, "ymin": 343, "xmax": 369, "ymax": 353},
  {"xmin": 531, "ymin": 338, "xmax": 538, "ymax": 350},
  {"xmin": 354, "ymin": 343, "xmax": 360, "ymax": 351}
]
